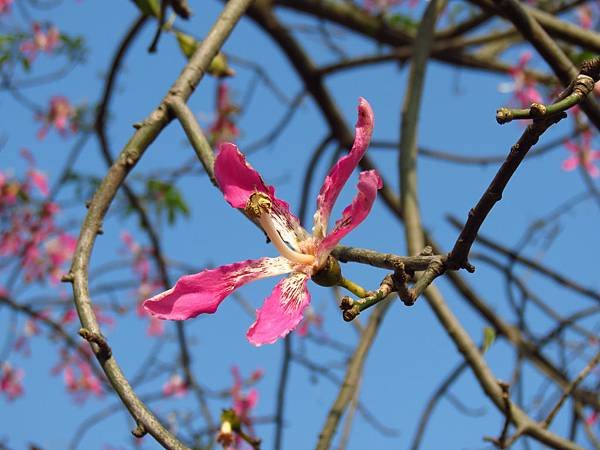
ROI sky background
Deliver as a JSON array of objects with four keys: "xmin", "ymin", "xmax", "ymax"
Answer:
[{"xmin": 1, "ymin": 1, "xmax": 599, "ymax": 449}]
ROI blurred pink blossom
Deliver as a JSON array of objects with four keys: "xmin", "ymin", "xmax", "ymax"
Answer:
[
  {"xmin": 499, "ymin": 51, "xmax": 542, "ymax": 108},
  {"xmin": 231, "ymin": 366, "xmax": 260, "ymax": 431},
  {"xmin": 121, "ymin": 231, "xmax": 164, "ymax": 336},
  {"xmin": 562, "ymin": 131, "xmax": 600, "ymax": 178},
  {"xmin": 577, "ymin": 5, "xmax": 594, "ymax": 29},
  {"xmin": 0, "ymin": 363, "xmax": 24, "ymax": 401},
  {"xmin": 53, "ymin": 346, "xmax": 103, "ymax": 403},
  {"xmin": 20, "ymin": 23, "xmax": 60, "ymax": 61},
  {"xmin": 0, "ymin": 0, "xmax": 13, "ymax": 15},
  {"xmin": 162, "ymin": 374, "xmax": 188, "ymax": 397},
  {"xmin": 36, "ymin": 96, "xmax": 77, "ymax": 139},
  {"xmin": 296, "ymin": 306, "xmax": 324, "ymax": 337},
  {"xmin": 209, "ymin": 81, "xmax": 239, "ymax": 145}
]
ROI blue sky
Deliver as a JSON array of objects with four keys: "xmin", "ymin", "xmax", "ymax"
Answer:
[{"xmin": 1, "ymin": 1, "xmax": 599, "ymax": 449}]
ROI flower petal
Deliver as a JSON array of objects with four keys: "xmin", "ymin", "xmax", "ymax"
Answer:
[
  {"xmin": 585, "ymin": 161, "xmax": 600, "ymax": 178},
  {"xmin": 562, "ymin": 156, "xmax": 579, "ymax": 172},
  {"xmin": 246, "ymin": 272, "xmax": 310, "ymax": 346},
  {"xmin": 313, "ymin": 98, "xmax": 374, "ymax": 239},
  {"xmin": 143, "ymin": 257, "xmax": 292, "ymax": 320},
  {"xmin": 215, "ymin": 143, "xmax": 271, "ymax": 208},
  {"xmin": 318, "ymin": 170, "xmax": 382, "ymax": 257},
  {"xmin": 563, "ymin": 140, "xmax": 579, "ymax": 154},
  {"xmin": 215, "ymin": 143, "xmax": 307, "ymax": 250}
]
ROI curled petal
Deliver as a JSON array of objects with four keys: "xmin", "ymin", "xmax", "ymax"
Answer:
[
  {"xmin": 313, "ymin": 98, "xmax": 374, "ymax": 239},
  {"xmin": 318, "ymin": 170, "xmax": 382, "ymax": 257},
  {"xmin": 246, "ymin": 273, "xmax": 310, "ymax": 346},
  {"xmin": 215, "ymin": 143, "xmax": 306, "ymax": 249},
  {"xmin": 143, "ymin": 257, "xmax": 292, "ymax": 320}
]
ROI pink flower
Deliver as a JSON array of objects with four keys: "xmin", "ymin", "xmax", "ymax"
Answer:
[
  {"xmin": 143, "ymin": 98, "xmax": 381, "ymax": 346},
  {"xmin": 209, "ymin": 81, "xmax": 239, "ymax": 145},
  {"xmin": 36, "ymin": 96, "xmax": 77, "ymax": 139},
  {"xmin": 499, "ymin": 51, "xmax": 542, "ymax": 108},
  {"xmin": 0, "ymin": 363, "xmax": 24, "ymax": 401},
  {"xmin": 562, "ymin": 131, "xmax": 600, "ymax": 178},
  {"xmin": 162, "ymin": 374, "xmax": 188, "ymax": 397},
  {"xmin": 20, "ymin": 23, "xmax": 60, "ymax": 61},
  {"xmin": 0, "ymin": 0, "xmax": 12, "ymax": 15}
]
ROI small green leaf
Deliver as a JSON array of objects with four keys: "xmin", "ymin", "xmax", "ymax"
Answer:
[
  {"xmin": 482, "ymin": 327, "xmax": 496, "ymax": 354},
  {"xmin": 146, "ymin": 179, "xmax": 190, "ymax": 224},
  {"xmin": 132, "ymin": 0, "xmax": 161, "ymax": 18},
  {"xmin": 175, "ymin": 31, "xmax": 198, "ymax": 59}
]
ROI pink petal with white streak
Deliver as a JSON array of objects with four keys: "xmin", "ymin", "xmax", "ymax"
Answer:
[
  {"xmin": 143, "ymin": 257, "xmax": 293, "ymax": 320},
  {"xmin": 246, "ymin": 273, "xmax": 310, "ymax": 346},
  {"xmin": 318, "ymin": 170, "xmax": 382, "ymax": 256},
  {"xmin": 215, "ymin": 142, "xmax": 306, "ymax": 250},
  {"xmin": 314, "ymin": 98, "xmax": 374, "ymax": 238}
]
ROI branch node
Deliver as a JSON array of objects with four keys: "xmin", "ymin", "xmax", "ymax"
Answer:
[
  {"xmin": 579, "ymin": 57, "xmax": 600, "ymax": 82},
  {"xmin": 60, "ymin": 272, "xmax": 74, "ymax": 283},
  {"xmin": 79, "ymin": 328, "xmax": 112, "ymax": 360},
  {"xmin": 342, "ymin": 305, "xmax": 360, "ymax": 322},
  {"xmin": 529, "ymin": 102, "xmax": 546, "ymax": 118},
  {"xmin": 131, "ymin": 422, "xmax": 147, "ymax": 438},
  {"xmin": 496, "ymin": 107, "xmax": 513, "ymax": 125},
  {"xmin": 419, "ymin": 245, "xmax": 433, "ymax": 256},
  {"xmin": 340, "ymin": 296, "xmax": 354, "ymax": 311}
]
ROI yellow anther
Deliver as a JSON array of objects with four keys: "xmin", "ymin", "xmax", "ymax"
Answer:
[{"xmin": 245, "ymin": 192, "xmax": 272, "ymax": 218}]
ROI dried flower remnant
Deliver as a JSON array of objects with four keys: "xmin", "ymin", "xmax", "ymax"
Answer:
[
  {"xmin": 562, "ymin": 130, "xmax": 600, "ymax": 178},
  {"xmin": 209, "ymin": 81, "xmax": 240, "ymax": 145},
  {"xmin": 36, "ymin": 96, "xmax": 78, "ymax": 140},
  {"xmin": 498, "ymin": 51, "xmax": 542, "ymax": 108},
  {"xmin": 0, "ymin": 363, "xmax": 24, "ymax": 401},
  {"xmin": 143, "ymin": 98, "xmax": 381, "ymax": 345},
  {"xmin": 20, "ymin": 23, "xmax": 60, "ymax": 61}
]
